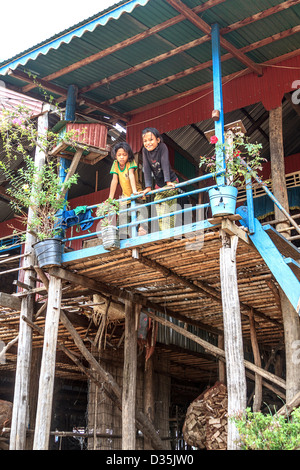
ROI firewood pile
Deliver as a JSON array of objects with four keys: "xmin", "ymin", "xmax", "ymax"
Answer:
[
  {"xmin": 182, "ymin": 382, "xmax": 228, "ymax": 450},
  {"xmin": 0, "ymin": 400, "xmax": 12, "ymax": 434}
]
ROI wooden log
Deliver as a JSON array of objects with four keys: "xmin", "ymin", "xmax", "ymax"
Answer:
[
  {"xmin": 219, "ymin": 231, "xmax": 246, "ymax": 450},
  {"xmin": 122, "ymin": 299, "xmax": 138, "ymax": 450},
  {"xmin": 33, "ymin": 275, "xmax": 62, "ymax": 450}
]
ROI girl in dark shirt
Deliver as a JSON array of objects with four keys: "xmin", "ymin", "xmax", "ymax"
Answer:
[{"xmin": 142, "ymin": 127, "xmax": 178, "ymax": 230}]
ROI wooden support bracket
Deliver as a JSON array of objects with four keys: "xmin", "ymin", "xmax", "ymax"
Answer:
[{"xmin": 221, "ymin": 218, "xmax": 249, "ymax": 244}]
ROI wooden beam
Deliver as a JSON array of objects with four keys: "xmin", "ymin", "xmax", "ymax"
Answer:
[
  {"xmin": 165, "ymin": 0, "xmax": 263, "ymax": 76},
  {"xmin": 8, "ymin": 69, "xmax": 127, "ymax": 122},
  {"xmin": 221, "ymin": 0, "xmax": 300, "ymax": 35},
  {"xmin": 145, "ymin": 309, "xmax": 286, "ymax": 390},
  {"xmin": 49, "ymin": 266, "xmax": 286, "ymax": 389}
]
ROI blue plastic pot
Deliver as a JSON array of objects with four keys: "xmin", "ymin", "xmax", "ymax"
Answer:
[{"xmin": 208, "ymin": 186, "xmax": 238, "ymax": 217}]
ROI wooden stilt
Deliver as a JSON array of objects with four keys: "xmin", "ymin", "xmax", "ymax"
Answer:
[
  {"xmin": 249, "ymin": 309, "xmax": 262, "ymax": 411},
  {"xmin": 143, "ymin": 354, "xmax": 155, "ymax": 450},
  {"xmin": 269, "ymin": 106, "xmax": 290, "ymax": 237},
  {"xmin": 9, "ymin": 108, "xmax": 49, "ymax": 450},
  {"xmin": 219, "ymin": 230, "xmax": 246, "ymax": 450},
  {"xmin": 218, "ymin": 335, "xmax": 226, "ymax": 384},
  {"xmin": 33, "ymin": 275, "xmax": 62, "ymax": 450},
  {"xmin": 122, "ymin": 299, "xmax": 138, "ymax": 450},
  {"xmin": 269, "ymin": 104, "xmax": 300, "ymax": 402}
]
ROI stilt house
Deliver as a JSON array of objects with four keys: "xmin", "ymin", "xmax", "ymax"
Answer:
[{"xmin": 0, "ymin": 0, "xmax": 300, "ymax": 451}]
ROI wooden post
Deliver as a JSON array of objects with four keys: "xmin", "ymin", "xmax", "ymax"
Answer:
[
  {"xmin": 218, "ymin": 335, "xmax": 226, "ymax": 384},
  {"xmin": 219, "ymin": 231, "xmax": 246, "ymax": 450},
  {"xmin": 122, "ymin": 299, "xmax": 138, "ymax": 450},
  {"xmin": 269, "ymin": 105, "xmax": 300, "ymax": 402},
  {"xmin": 269, "ymin": 106, "xmax": 290, "ymax": 235},
  {"xmin": 33, "ymin": 276, "xmax": 62, "ymax": 450},
  {"xmin": 144, "ymin": 354, "xmax": 155, "ymax": 450},
  {"xmin": 9, "ymin": 107, "xmax": 49, "ymax": 450},
  {"xmin": 249, "ymin": 309, "xmax": 262, "ymax": 411}
]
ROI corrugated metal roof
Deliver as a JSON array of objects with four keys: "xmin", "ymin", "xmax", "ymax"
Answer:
[{"xmin": 0, "ymin": 0, "xmax": 299, "ymax": 125}]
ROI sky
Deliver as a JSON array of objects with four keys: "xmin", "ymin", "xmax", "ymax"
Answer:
[{"xmin": 0, "ymin": 0, "xmax": 118, "ymax": 62}]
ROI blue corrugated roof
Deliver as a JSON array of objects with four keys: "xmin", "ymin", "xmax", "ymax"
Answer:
[
  {"xmin": 0, "ymin": 0, "xmax": 300, "ymax": 123},
  {"xmin": 0, "ymin": 0, "xmax": 150, "ymax": 74}
]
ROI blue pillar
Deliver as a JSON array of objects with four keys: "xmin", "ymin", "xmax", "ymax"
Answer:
[
  {"xmin": 65, "ymin": 85, "xmax": 78, "ymax": 121},
  {"xmin": 211, "ymin": 23, "xmax": 225, "ymax": 186}
]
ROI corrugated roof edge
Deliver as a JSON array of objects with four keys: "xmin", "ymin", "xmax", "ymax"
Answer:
[{"xmin": 0, "ymin": 0, "xmax": 149, "ymax": 75}]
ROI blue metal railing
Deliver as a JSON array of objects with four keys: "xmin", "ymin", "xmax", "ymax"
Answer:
[
  {"xmin": 60, "ymin": 163, "xmax": 300, "ymax": 250},
  {"xmin": 61, "ymin": 171, "xmax": 224, "ymax": 246}
]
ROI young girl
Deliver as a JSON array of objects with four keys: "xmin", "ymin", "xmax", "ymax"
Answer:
[
  {"xmin": 109, "ymin": 141, "xmax": 146, "ymax": 236},
  {"xmin": 142, "ymin": 127, "xmax": 178, "ymax": 231},
  {"xmin": 109, "ymin": 141, "xmax": 142, "ymax": 199}
]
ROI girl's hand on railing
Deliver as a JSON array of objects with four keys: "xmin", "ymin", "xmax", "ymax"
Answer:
[
  {"xmin": 142, "ymin": 187, "xmax": 151, "ymax": 196},
  {"xmin": 166, "ymin": 181, "xmax": 176, "ymax": 188}
]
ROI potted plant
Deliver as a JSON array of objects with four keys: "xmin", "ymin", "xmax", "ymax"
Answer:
[
  {"xmin": 0, "ymin": 103, "xmax": 79, "ymax": 268},
  {"xmin": 199, "ymin": 127, "xmax": 265, "ymax": 217},
  {"xmin": 96, "ymin": 198, "xmax": 120, "ymax": 250}
]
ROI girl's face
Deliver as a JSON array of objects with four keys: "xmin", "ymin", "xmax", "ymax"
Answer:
[
  {"xmin": 142, "ymin": 132, "xmax": 160, "ymax": 152},
  {"xmin": 116, "ymin": 148, "xmax": 129, "ymax": 168}
]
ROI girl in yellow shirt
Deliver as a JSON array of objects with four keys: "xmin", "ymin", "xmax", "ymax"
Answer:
[
  {"xmin": 109, "ymin": 142, "xmax": 146, "ymax": 236},
  {"xmin": 109, "ymin": 142, "xmax": 142, "ymax": 198}
]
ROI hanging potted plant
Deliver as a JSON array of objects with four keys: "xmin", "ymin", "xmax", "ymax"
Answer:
[
  {"xmin": 0, "ymin": 103, "xmax": 79, "ymax": 268},
  {"xmin": 96, "ymin": 198, "xmax": 120, "ymax": 250},
  {"xmin": 199, "ymin": 127, "xmax": 265, "ymax": 217}
]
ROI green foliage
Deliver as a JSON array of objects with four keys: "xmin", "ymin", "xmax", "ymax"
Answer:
[
  {"xmin": 0, "ymin": 102, "xmax": 80, "ymax": 241},
  {"xmin": 199, "ymin": 127, "xmax": 265, "ymax": 187},
  {"xmin": 96, "ymin": 198, "xmax": 120, "ymax": 227},
  {"xmin": 231, "ymin": 407, "xmax": 300, "ymax": 450}
]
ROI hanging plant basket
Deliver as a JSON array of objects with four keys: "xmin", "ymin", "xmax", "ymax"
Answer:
[
  {"xmin": 33, "ymin": 238, "xmax": 63, "ymax": 268},
  {"xmin": 102, "ymin": 226, "xmax": 120, "ymax": 251},
  {"xmin": 208, "ymin": 186, "xmax": 238, "ymax": 217}
]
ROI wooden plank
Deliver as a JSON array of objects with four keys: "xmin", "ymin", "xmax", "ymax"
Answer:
[
  {"xmin": 264, "ymin": 225, "xmax": 300, "ymax": 260},
  {"xmin": 285, "ymin": 258, "xmax": 300, "ymax": 281}
]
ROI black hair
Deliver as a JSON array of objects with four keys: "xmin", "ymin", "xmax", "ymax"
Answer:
[
  {"xmin": 142, "ymin": 127, "xmax": 163, "ymax": 141},
  {"xmin": 112, "ymin": 141, "xmax": 135, "ymax": 162}
]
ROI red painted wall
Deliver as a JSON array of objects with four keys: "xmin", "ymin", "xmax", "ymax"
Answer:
[{"xmin": 127, "ymin": 54, "xmax": 300, "ymax": 153}]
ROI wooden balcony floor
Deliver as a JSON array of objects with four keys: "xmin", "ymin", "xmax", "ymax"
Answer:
[{"xmin": 61, "ymin": 223, "xmax": 284, "ymax": 348}]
